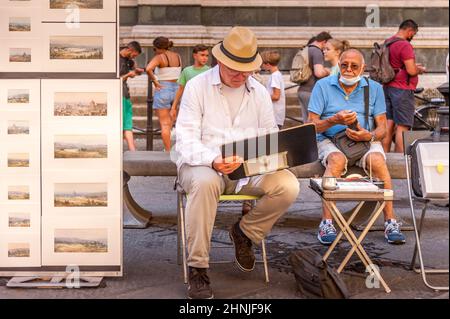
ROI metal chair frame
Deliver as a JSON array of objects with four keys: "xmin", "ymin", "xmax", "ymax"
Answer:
[
  {"xmin": 403, "ymin": 131, "xmax": 449, "ymax": 292},
  {"xmin": 176, "ymin": 192, "xmax": 270, "ymax": 284}
]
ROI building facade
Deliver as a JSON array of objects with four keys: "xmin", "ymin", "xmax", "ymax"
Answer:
[{"xmin": 120, "ymin": 0, "xmax": 448, "ymax": 72}]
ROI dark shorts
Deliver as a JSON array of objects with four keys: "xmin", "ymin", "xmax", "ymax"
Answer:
[{"xmin": 384, "ymin": 86, "xmax": 415, "ymax": 127}]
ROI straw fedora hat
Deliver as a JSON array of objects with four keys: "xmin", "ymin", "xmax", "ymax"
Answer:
[{"xmin": 212, "ymin": 26, "xmax": 262, "ymax": 72}]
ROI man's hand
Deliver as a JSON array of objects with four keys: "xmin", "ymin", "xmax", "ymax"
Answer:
[
  {"xmin": 346, "ymin": 123, "xmax": 372, "ymax": 142},
  {"xmin": 416, "ymin": 63, "xmax": 426, "ymax": 75},
  {"xmin": 127, "ymin": 70, "xmax": 137, "ymax": 79},
  {"xmin": 134, "ymin": 67, "xmax": 145, "ymax": 75},
  {"xmin": 212, "ymin": 155, "xmax": 243, "ymax": 175},
  {"xmin": 333, "ymin": 110, "xmax": 358, "ymax": 126}
]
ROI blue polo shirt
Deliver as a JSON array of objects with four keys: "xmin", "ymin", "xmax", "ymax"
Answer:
[{"xmin": 308, "ymin": 75, "xmax": 386, "ymax": 142}]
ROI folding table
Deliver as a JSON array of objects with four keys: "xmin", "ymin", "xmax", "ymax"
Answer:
[{"xmin": 310, "ymin": 179, "xmax": 393, "ymax": 293}]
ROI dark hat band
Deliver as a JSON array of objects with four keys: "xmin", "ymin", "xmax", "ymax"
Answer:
[{"xmin": 220, "ymin": 43, "xmax": 258, "ymax": 64}]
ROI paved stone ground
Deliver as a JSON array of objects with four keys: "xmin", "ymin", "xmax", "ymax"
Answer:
[{"xmin": 0, "ymin": 139, "xmax": 448, "ymax": 299}]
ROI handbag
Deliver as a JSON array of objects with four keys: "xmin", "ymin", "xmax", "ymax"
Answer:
[
  {"xmin": 332, "ymin": 77, "xmax": 371, "ymax": 167},
  {"xmin": 289, "ymin": 248, "xmax": 350, "ymax": 299}
]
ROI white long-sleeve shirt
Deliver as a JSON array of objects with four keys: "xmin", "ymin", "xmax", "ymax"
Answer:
[{"xmin": 173, "ymin": 65, "xmax": 278, "ymax": 171}]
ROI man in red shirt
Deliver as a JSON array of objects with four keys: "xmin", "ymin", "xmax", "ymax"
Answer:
[{"xmin": 382, "ymin": 19, "xmax": 426, "ymax": 153}]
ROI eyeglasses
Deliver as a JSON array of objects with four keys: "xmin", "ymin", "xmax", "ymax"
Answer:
[
  {"xmin": 339, "ymin": 63, "xmax": 361, "ymax": 71},
  {"xmin": 222, "ymin": 64, "xmax": 253, "ymax": 77}
]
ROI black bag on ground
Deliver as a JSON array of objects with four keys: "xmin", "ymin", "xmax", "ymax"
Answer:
[
  {"xmin": 289, "ymin": 248, "xmax": 350, "ymax": 299},
  {"xmin": 332, "ymin": 78, "xmax": 371, "ymax": 167}
]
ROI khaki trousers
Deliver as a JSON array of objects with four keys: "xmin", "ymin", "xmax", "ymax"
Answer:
[{"xmin": 178, "ymin": 165, "xmax": 300, "ymax": 269}]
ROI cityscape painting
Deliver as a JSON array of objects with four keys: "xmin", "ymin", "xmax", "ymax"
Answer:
[
  {"xmin": 54, "ymin": 135, "xmax": 107, "ymax": 159},
  {"xmin": 9, "ymin": 48, "xmax": 31, "ymax": 63},
  {"xmin": 8, "ymin": 185, "xmax": 30, "ymax": 200},
  {"xmin": 8, "ymin": 213, "xmax": 31, "ymax": 228},
  {"xmin": 54, "ymin": 92, "xmax": 107, "ymax": 116},
  {"xmin": 49, "ymin": 0, "xmax": 103, "ymax": 9},
  {"xmin": 50, "ymin": 36, "xmax": 103, "ymax": 60},
  {"xmin": 9, "ymin": 17, "xmax": 31, "ymax": 32},
  {"xmin": 54, "ymin": 228, "xmax": 108, "ymax": 253},
  {"xmin": 7, "ymin": 120, "xmax": 29, "ymax": 135},
  {"xmin": 54, "ymin": 183, "xmax": 107, "ymax": 207},
  {"xmin": 7, "ymin": 153, "xmax": 30, "ymax": 168},
  {"xmin": 8, "ymin": 243, "xmax": 30, "ymax": 258},
  {"xmin": 7, "ymin": 89, "xmax": 30, "ymax": 104}
]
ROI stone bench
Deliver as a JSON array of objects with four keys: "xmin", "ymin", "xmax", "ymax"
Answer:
[
  {"xmin": 123, "ymin": 151, "xmax": 407, "ymax": 178},
  {"xmin": 123, "ymin": 151, "xmax": 408, "ymax": 229}
]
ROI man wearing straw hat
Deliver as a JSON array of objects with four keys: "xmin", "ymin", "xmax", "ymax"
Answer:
[{"xmin": 174, "ymin": 27, "xmax": 300, "ymax": 299}]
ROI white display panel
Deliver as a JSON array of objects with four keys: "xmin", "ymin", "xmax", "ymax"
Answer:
[
  {"xmin": 0, "ymin": 77, "xmax": 42, "ymax": 270},
  {"xmin": 0, "ymin": 7, "xmax": 43, "ymax": 38},
  {"xmin": 40, "ymin": 79, "xmax": 121, "ymax": 170},
  {"xmin": 41, "ymin": 215, "xmax": 121, "ymax": 266},
  {"xmin": 41, "ymin": 0, "xmax": 117, "ymax": 23},
  {"xmin": 0, "ymin": 203, "xmax": 41, "ymax": 234},
  {"xmin": 0, "ymin": 38, "xmax": 44, "ymax": 73},
  {"xmin": 41, "ymin": 170, "xmax": 121, "ymax": 217},
  {"xmin": 0, "ymin": 0, "xmax": 122, "ymax": 275},
  {"xmin": 0, "ymin": 79, "xmax": 41, "ymax": 112},
  {"xmin": 0, "ymin": 233, "xmax": 41, "ymax": 268},
  {"xmin": 0, "ymin": 0, "xmax": 42, "ymax": 6},
  {"xmin": 0, "ymin": 141, "xmax": 41, "ymax": 175},
  {"xmin": 0, "ymin": 174, "xmax": 41, "ymax": 204},
  {"xmin": 41, "ymin": 79, "xmax": 121, "ymax": 125},
  {"xmin": 0, "ymin": 110, "xmax": 40, "ymax": 143},
  {"xmin": 41, "ymin": 23, "xmax": 117, "ymax": 73}
]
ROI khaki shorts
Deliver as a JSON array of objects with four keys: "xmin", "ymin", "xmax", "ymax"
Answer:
[{"xmin": 318, "ymin": 138, "xmax": 386, "ymax": 176}]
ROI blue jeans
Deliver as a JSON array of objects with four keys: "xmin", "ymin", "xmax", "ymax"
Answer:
[{"xmin": 153, "ymin": 81, "xmax": 179, "ymax": 109}]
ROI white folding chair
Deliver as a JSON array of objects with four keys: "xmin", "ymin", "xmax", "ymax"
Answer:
[{"xmin": 403, "ymin": 131, "xmax": 449, "ymax": 291}]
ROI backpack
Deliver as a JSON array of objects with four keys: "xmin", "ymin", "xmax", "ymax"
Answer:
[
  {"xmin": 369, "ymin": 38, "xmax": 404, "ymax": 84},
  {"xmin": 290, "ymin": 46, "xmax": 313, "ymax": 84},
  {"xmin": 289, "ymin": 248, "xmax": 350, "ymax": 299}
]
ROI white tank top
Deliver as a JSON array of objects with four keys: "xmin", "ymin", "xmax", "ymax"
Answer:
[
  {"xmin": 155, "ymin": 53, "xmax": 182, "ymax": 81},
  {"xmin": 155, "ymin": 67, "xmax": 182, "ymax": 81}
]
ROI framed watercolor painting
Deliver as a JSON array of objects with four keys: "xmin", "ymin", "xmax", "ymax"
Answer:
[
  {"xmin": 41, "ymin": 215, "xmax": 121, "ymax": 266},
  {"xmin": 41, "ymin": 23, "xmax": 117, "ymax": 73}
]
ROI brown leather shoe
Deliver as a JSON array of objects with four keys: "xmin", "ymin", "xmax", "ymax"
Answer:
[
  {"xmin": 188, "ymin": 267, "xmax": 214, "ymax": 299},
  {"xmin": 229, "ymin": 221, "xmax": 255, "ymax": 272},
  {"xmin": 242, "ymin": 200, "xmax": 252, "ymax": 215}
]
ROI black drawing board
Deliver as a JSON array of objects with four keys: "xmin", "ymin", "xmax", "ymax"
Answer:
[{"xmin": 221, "ymin": 123, "xmax": 318, "ymax": 180}]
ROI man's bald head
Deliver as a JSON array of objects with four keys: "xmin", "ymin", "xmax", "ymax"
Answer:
[
  {"xmin": 340, "ymin": 48, "xmax": 365, "ymax": 65},
  {"xmin": 338, "ymin": 48, "xmax": 366, "ymax": 81}
]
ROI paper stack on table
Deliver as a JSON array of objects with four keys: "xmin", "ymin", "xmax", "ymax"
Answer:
[{"xmin": 335, "ymin": 181, "xmax": 380, "ymax": 192}]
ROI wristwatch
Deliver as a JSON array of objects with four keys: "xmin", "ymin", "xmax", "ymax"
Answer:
[{"xmin": 369, "ymin": 131, "xmax": 376, "ymax": 143}]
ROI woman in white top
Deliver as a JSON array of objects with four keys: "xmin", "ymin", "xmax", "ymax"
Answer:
[
  {"xmin": 324, "ymin": 39, "xmax": 351, "ymax": 76},
  {"xmin": 146, "ymin": 37, "xmax": 182, "ymax": 151}
]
